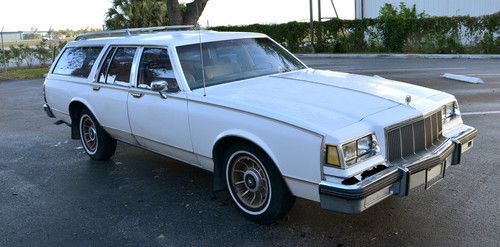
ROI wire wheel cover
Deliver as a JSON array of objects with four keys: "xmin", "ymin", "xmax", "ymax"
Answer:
[
  {"xmin": 230, "ymin": 155, "xmax": 270, "ymax": 209},
  {"xmin": 81, "ymin": 115, "xmax": 98, "ymax": 153}
]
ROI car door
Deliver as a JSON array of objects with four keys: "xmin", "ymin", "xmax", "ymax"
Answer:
[
  {"xmin": 90, "ymin": 46, "xmax": 139, "ymax": 144},
  {"xmin": 127, "ymin": 47, "xmax": 197, "ymax": 165}
]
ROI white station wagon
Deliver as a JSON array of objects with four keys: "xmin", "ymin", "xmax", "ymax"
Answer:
[{"xmin": 43, "ymin": 26, "xmax": 477, "ymax": 224}]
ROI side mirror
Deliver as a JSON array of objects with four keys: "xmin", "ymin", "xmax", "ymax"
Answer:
[
  {"xmin": 151, "ymin": 80, "xmax": 180, "ymax": 99},
  {"xmin": 151, "ymin": 80, "xmax": 167, "ymax": 92}
]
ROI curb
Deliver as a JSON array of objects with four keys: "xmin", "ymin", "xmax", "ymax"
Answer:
[{"xmin": 295, "ymin": 53, "xmax": 500, "ymax": 59}]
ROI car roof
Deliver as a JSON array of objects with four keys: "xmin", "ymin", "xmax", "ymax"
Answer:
[{"xmin": 65, "ymin": 30, "xmax": 269, "ymax": 48}]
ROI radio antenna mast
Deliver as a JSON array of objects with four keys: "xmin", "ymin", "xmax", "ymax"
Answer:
[{"xmin": 196, "ymin": 5, "xmax": 207, "ymax": 96}]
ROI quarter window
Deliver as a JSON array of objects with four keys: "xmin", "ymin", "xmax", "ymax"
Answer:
[
  {"xmin": 99, "ymin": 47, "xmax": 137, "ymax": 84},
  {"xmin": 138, "ymin": 48, "xmax": 175, "ymax": 88},
  {"xmin": 52, "ymin": 47, "xmax": 103, "ymax": 78}
]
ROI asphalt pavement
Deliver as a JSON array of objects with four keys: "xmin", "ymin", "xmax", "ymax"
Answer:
[{"xmin": 1, "ymin": 58, "xmax": 499, "ymax": 246}]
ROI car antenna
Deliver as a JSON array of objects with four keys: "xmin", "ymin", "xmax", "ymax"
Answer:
[{"xmin": 197, "ymin": 23, "xmax": 207, "ymax": 96}]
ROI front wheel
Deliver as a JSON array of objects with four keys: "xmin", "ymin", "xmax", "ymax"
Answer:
[
  {"xmin": 224, "ymin": 143, "xmax": 295, "ymax": 224},
  {"xmin": 79, "ymin": 109, "xmax": 116, "ymax": 160}
]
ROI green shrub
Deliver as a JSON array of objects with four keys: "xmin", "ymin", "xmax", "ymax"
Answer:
[
  {"xmin": 210, "ymin": 6, "xmax": 500, "ymax": 54},
  {"xmin": 9, "ymin": 46, "xmax": 24, "ymax": 67},
  {"xmin": 0, "ymin": 49, "xmax": 10, "ymax": 66},
  {"xmin": 377, "ymin": 3, "xmax": 426, "ymax": 52},
  {"xmin": 1, "ymin": 39, "xmax": 67, "ymax": 69},
  {"xmin": 33, "ymin": 42, "xmax": 52, "ymax": 66}
]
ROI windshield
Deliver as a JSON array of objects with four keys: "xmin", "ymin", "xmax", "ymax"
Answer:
[{"xmin": 176, "ymin": 38, "xmax": 306, "ymax": 90}]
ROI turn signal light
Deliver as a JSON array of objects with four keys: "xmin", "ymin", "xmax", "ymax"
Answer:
[{"xmin": 326, "ymin": 145, "xmax": 341, "ymax": 167}]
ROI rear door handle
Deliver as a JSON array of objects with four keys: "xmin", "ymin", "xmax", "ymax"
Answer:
[
  {"xmin": 92, "ymin": 85, "xmax": 101, "ymax": 91},
  {"xmin": 130, "ymin": 92, "xmax": 144, "ymax": 98}
]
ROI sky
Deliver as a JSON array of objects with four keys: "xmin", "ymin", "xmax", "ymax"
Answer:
[{"xmin": 0, "ymin": 0, "xmax": 354, "ymax": 31}]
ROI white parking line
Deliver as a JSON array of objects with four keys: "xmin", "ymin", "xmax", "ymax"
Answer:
[
  {"xmin": 314, "ymin": 67, "xmax": 466, "ymax": 72},
  {"xmin": 466, "ymin": 73, "xmax": 500, "ymax": 76},
  {"xmin": 461, "ymin": 111, "xmax": 500, "ymax": 116},
  {"xmin": 349, "ymin": 67, "xmax": 466, "ymax": 72}
]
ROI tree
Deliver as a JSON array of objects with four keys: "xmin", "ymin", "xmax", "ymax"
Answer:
[
  {"xmin": 106, "ymin": 0, "xmax": 169, "ymax": 30},
  {"xmin": 105, "ymin": 0, "xmax": 209, "ymax": 30}
]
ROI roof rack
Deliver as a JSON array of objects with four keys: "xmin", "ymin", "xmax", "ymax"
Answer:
[{"xmin": 75, "ymin": 25, "xmax": 195, "ymax": 41}]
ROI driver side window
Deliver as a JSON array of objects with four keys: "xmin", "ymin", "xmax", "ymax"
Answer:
[{"xmin": 138, "ymin": 48, "xmax": 176, "ymax": 89}]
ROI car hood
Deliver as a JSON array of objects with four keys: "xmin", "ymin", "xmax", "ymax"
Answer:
[{"xmin": 198, "ymin": 69, "xmax": 443, "ymax": 134}]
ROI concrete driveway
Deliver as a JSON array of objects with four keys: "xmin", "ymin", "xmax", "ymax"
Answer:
[{"xmin": 1, "ymin": 58, "xmax": 499, "ymax": 246}]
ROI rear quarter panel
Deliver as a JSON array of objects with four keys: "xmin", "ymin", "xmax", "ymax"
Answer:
[{"xmin": 44, "ymin": 75, "xmax": 91, "ymax": 124}]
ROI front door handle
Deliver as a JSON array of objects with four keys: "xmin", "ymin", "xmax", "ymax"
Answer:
[
  {"xmin": 130, "ymin": 92, "xmax": 144, "ymax": 98},
  {"xmin": 92, "ymin": 85, "xmax": 101, "ymax": 91}
]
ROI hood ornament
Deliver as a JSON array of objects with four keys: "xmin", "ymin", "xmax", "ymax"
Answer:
[{"xmin": 405, "ymin": 95, "xmax": 412, "ymax": 104}]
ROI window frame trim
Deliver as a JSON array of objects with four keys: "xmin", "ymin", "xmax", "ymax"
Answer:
[{"xmin": 50, "ymin": 46, "xmax": 104, "ymax": 79}]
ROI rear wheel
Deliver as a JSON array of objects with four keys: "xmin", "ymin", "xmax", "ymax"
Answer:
[
  {"xmin": 79, "ymin": 109, "xmax": 116, "ymax": 160},
  {"xmin": 224, "ymin": 143, "xmax": 295, "ymax": 224}
]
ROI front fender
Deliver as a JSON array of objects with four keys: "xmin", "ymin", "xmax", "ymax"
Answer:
[{"xmin": 213, "ymin": 129, "xmax": 280, "ymax": 171}]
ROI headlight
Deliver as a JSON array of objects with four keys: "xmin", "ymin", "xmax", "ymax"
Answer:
[
  {"xmin": 442, "ymin": 102, "xmax": 459, "ymax": 124},
  {"xmin": 325, "ymin": 134, "xmax": 379, "ymax": 168},
  {"xmin": 357, "ymin": 135, "xmax": 373, "ymax": 156},
  {"xmin": 343, "ymin": 141, "xmax": 357, "ymax": 165}
]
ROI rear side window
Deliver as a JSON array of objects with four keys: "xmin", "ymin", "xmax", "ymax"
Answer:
[
  {"xmin": 98, "ymin": 47, "xmax": 137, "ymax": 84},
  {"xmin": 52, "ymin": 47, "xmax": 103, "ymax": 78}
]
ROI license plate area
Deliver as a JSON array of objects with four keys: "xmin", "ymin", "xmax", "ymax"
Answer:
[
  {"xmin": 409, "ymin": 155, "xmax": 452, "ymax": 190},
  {"xmin": 425, "ymin": 161, "xmax": 445, "ymax": 189}
]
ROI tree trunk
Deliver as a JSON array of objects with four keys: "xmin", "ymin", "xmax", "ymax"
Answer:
[
  {"xmin": 182, "ymin": 0, "xmax": 209, "ymax": 25},
  {"xmin": 168, "ymin": 0, "xmax": 209, "ymax": 25},
  {"xmin": 167, "ymin": 0, "xmax": 183, "ymax": 25}
]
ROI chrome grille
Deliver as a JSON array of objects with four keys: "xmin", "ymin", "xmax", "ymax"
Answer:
[{"xmin": 386, "ymin": 111, "xmax": 443, "ymax": 163}]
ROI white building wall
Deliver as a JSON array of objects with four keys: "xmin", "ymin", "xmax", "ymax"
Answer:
[{"xmin": 355, "ymin": 0, "xmax": 500, "ymax": 19}]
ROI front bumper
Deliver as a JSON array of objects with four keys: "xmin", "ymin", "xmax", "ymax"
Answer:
[{"xmin": 319, "ymin": 125, "xmax": 477, "ymax": 214}]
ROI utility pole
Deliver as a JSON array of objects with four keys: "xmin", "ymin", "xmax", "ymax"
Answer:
[
  {"xmin": 317, "ymin": 0, "xmax": 322, "ymax": 47},
  {"xmin": 318, "ymin": 0, "xmax": 322, "ymax": 22},
  {"xmin": 309, "ymin": 0, "xmax": 315, "ymax": 53}
]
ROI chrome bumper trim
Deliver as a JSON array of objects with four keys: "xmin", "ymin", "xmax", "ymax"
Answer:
[
  {"xmin": 319, "ymin": 125, "xmax": 477, "ymax": 214},
  {"xmin": 319, "ymin": 166, "xmax": 401, "ymax": 200}
]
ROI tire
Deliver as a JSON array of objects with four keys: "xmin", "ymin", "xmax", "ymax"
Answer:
[
  {"xmin": 79, "ymin": 109, "xmax": 116, "ymax": 160},
  {"xmin": 224, "ymin": 143, "xmax": 295, "ymax": 224}
]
